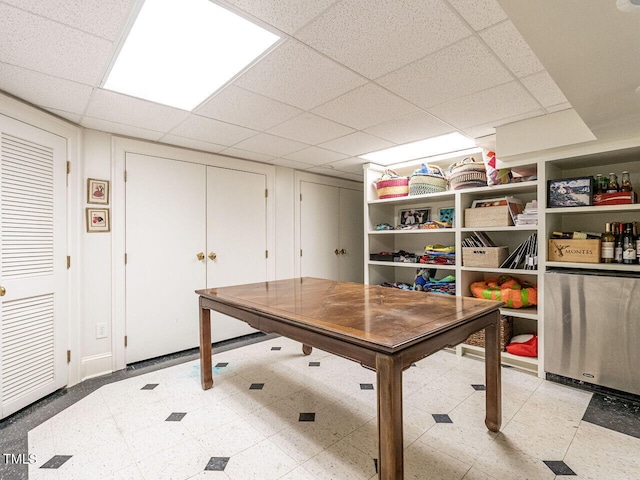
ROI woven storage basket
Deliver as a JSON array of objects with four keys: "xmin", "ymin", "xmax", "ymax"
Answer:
[
  {"xmin": 465, "ymin": 316, "xmax": 513, "ymax": 351},
  {"xmin": 409, "ymin": 164, "xmax": 447, "ymax": 195},
  {"xmin": 448, "ymin": 156, "xmax": 487, "ymax": 190},
  {"xmin": 374, "ymin": 170, "xmax": 409, "ymax": 199}
]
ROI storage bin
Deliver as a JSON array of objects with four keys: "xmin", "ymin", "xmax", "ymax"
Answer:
[
  {"xmin": 465, "ymin": 316, "xmax": 513, "ymax": 351},
  {"xmin": 374, "ymin": 170, "xmax": 409, "ymax": 199},
  {"xmin": 408, "ymin": 164, "xmax": 447, "ymax": 195},
  {"xmin": 448, "ymin": 157, "xmax": 487, "ymax": 190},
  {"xmin": 465, "ymin": 206, "xmax": 513, "ymax": 227},
  {"xmin": 462, "ymin": 246, "xmax": 509, "ymax": 268},
  {"xmin": 547, "ymin": 239, "xmax": 601, "ymax": 263}
]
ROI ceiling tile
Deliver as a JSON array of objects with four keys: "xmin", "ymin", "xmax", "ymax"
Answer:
[
  {"xmin": 283, "ymin": 146, "xmax": 347, "ymax": 166},
  {"xmin": 318, "ymin": 132, "xmax": 394, "ymax": 157},
  {"xmin": 520, "ymin": 71, "xmax": 569, "ymax": 108},
  {"xmin": 1, "ymin": 0, "xmax": 136, "ymax": 40},
  {"xmin": 295, "ymin": 0, "xmax": 471, "ymax": 79},
  {"xmin": 325, "ymin": 157, "xmax": 368, "ymax": 175},
  {"xmin": 378, "ymin": 36, "xmax": 513, "ymax": 110},
  {"xmin": 269, "ymin": 157, "xmax": 315, "ymax": 170},
  {"xmin": 223, "ymin": 0, "xmax": 339, "ymax": 34},
  {"xmin": 158, "ymin": 135, "xmax": 227, "ymax": 154},
  {"xmin": 233, "ymin": 133, "xmax": 308, "ymax": 157},
  {"xmin": 234, "ymin": 39, "xmax": 367, "ymax": 110},
  {"xmin": 196, "ymin": 86, "xmax": 303, "ymax": 131},
  {"xmin": 81, "ymin": 117, "xmax": 164, "ymax": 142},
  {"xmin": 428, "ymin": 81, "xmax": 541, "ymax": 129},
  {"xmin": 221, "ymin": 147, "xmax": 275, "ymax": 163},
  {"xmin": 85, "ymin": 89, "xmax": 191, "ymax": 132},
  {"xmin": 0, "ymin": 62, "xmax": 93, "ymax": 114},
  {"xmin": 305, "ymin": 165, "xmax": 363, "ymax": 181},
  {"xmin": 463, "ymin": 109, "xmax": 545, "ymax": 138},
  {"xmin": 170, "ymin": 115, "xmax": 257, "ymax": 146},
  {"xmin": 0, "ymin": 3, "xmax": 114, "ymax": 85},
  {"xmin": 312, "ymin": 83, "xmax": 419, "ymax": 130},
  {"xmin": 480, "ymin": 20, "xmax": 544, "ymax": 78},
  {"xmin": 447, "ymin": 0, "xmax": 507, "ymax": 31},
  {"xmin": 267, "ymin": 112, "xmax": 355, "ymax": 145},
  {"xmin": 364, "ymin": 111, "xmax": 454, "ymax": 144}
]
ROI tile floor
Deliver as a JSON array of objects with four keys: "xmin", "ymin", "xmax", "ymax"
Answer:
[{"xmin": 9, "ymin": 336, "xmax": 640, "ymax": 479}]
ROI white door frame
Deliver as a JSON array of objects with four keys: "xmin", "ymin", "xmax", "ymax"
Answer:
[{"xmin": 111, "ymin": 137, "xmax": 276, "ymax": 372}]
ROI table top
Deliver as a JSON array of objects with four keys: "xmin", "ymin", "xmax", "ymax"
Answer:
[{"xmin": 197, "ymin": 277, "xmax": 501, "ymax": 351}]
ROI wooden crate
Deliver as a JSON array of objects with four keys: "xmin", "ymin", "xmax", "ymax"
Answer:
[
  {"xmin": 462, "ymin": 247, "xmax": 509, "ymax": 268},
  {"xmin": 465, "ymin": 206, "xmax": 513, "ymax": 227},
  {"xmin": 548, "ymin": 239, "xmax": 601, "ymax": 263},
  {"xmin": 465, "ymin": 316, "xmax": 513, "ymax": 351}
]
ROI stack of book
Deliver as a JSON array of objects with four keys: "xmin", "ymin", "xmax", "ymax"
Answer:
[{"xmin": 515, "ymin": 200, "xmax": 538, "ymax": 226}]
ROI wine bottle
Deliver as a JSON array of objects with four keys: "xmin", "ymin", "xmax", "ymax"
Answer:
[
  {"xmin": 622, "ymin": 223, "xmax": 637, "ymax": 264},
  {"xmin": 601, "ymin": 223, "xmax": 615, "ymax": 263},
  {"xmin": 614, "ymin": 223, "xmax": 624, "ymax": 263}
]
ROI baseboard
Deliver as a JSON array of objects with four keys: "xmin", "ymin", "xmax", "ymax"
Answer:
[{"xmin": 81, "ymin": 353, "xmax": 113, "ymax": 381}]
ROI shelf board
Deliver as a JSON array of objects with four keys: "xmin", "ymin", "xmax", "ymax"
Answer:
[
  {"xmin": 460, "ymin": 225, "xmax": 538, "ymax": 232},
  {"xmin": 460, "ymin": 266, "xmax": 538, "ymax": 274},
  {"xmin": 500, "ymin": 307, "xmax": 538, "ymax": 320},
  {"xmin": 368, "ymin": 261, "xmax": 455, "ymax": 270},
  {"xmin": 368, "ymin": 229, "xmax": 454, "ymax": 235},
  {"xmin": 368, "ymin": 190, "xmax": 455, "ymax": 206},
  {"xmin": 459, "ymin": 344, "xmax": 538, "ymax": 374},
  {"xmin": 456, "ymin": 180, "xmax": 538, "ymax": 196},
  {"xmin": 546, "ymin": 261, "xmax": 640, "ymax": 272},
  {"xmin": 546, "ymin": 203, "xmax": 640, "ymax": 214}
]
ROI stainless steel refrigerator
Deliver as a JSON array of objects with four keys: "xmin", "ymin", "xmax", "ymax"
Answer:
[{"xmin": 544, "ymin": 270, "xmax": 640, "ymax": 396}]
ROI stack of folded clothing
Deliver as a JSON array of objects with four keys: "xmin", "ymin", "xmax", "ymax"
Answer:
[
  {"xmin": 418, "ymin": 244, "xmax": 455, "ymax": 265},
  {"xmin": 413, "ymin": 270, "xmax": 456, "ymax": 295}
]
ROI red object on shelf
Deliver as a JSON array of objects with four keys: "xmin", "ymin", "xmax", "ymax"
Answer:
[{"xmin": 593, "ymin": 192, "xmax": 636, "ymax": 206}]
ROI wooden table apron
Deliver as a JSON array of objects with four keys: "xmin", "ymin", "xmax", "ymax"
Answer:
[{"xmin": 197, "ymin": 283, "xmax": 502, "ymax": 480}]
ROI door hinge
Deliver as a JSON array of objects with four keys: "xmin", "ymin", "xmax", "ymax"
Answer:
[
  {"xmin": 300, "ymin": 193, "xmax": 302, "ymax": 201},
  {"xmin": 67, "ymin": 350, "xmax": 71, "ymax": 363},
  {"xmin": 265, "ymin": 189, "xmax": 268, "ymax": 198},
  {"xmin": 125, "ymin": 336, "xmax": 128, "ymax": 347},
  {"xmin": 265, "ymin": 250, "xmax": 269, "ymax": 259},
  {"xmin": 300, "ymin": 249, "xmax": 303, "ymax": 257},
  {"xmin": 124, "ymin": 170, "xmax": 128, "ymax": 182},
  {"xmin": 66, "ymin": 256, "xmax": 71, "ymax": 269},
  {"xmin": 125, "ymin": 253, "xmax": 128, "ymax": 265},
  {"xmin": 66, "ymin": 161, "xmax": 71, "ymax": 174}
]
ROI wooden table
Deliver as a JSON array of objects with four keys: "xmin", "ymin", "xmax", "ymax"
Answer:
[{"xmin": 196, "ymin": 277, "xmax": 502, "ymax": 479}]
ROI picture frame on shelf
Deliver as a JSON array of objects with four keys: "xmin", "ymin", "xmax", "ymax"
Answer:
[
  {"xmin": 87, "ymin": 178, "xmax": 109, "ymax": 204},
  {"xmin": 86, "ymin": 207, "xmax": 110, "ymax": 233},
  {"xmin": 438, "ymin": 207, "xmax": 455, "ymax": 223},
  {"xmin": 547, "ymin": 176, "xmax": 594, "ymax": 208},
  {"xmin": 398, "ymin": 208, "xmax": 430, "ymax": 226}
]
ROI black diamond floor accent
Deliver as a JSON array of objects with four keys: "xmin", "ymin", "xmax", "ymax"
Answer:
[
  {"xmin": 249, "ymin": 383, "xmax": 264, "ymax": 390},
  {"xmin": 309, "ymin": 361, "xmax": 321, "ymax": 367},
  {"xmin": 582, "ymin": 393, "xmax": 640, "ymax": 439},
  {"xmin": 373, "ymin": 458, "xmax": 378, "ymax": 473},
  {"xmin": 166, "ymin": 412, "xmax": 187, "ymax": 422},
  {"xmin": 205, "ymin": 457, "xmax": 230, "ymax": 471},
  {"xmin": 471, "ymin": 384, "xmax": 486, "ymax": 391},
  {"xmin": 271, "ymin": 346, "xmax": 282, "ymax": 351},
  {"xmin": 432, "ymin": 414, "xmax": 453, "ymax": 423},
  {"xmin": 360, "ymin": 383, "xmax": 374, "ymax": 390},
  {"xmin": 544, "ymin": 460, "xmax": 576, "ymax": 475},
  {"xmin": 299, "ymin": 412, "xmax": 316, "ymax": 422},
  {"xmin": 411, "ymin": 363, "xmax": 417, "ymax": 367},
  {"xmin": 40, "ymin": 455, "xmax": 72, "ymax": 469},
  {"xmin": 215, "ymin": 362, "xmax": 228, "ymax": 368},
  {"xmin": 141, "ymin": 383, "xmax": 158, "ymax": 390}
]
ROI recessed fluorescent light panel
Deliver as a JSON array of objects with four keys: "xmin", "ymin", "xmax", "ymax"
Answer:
[
  {"xmin": 104, "ymin": 0, "xmax": 280, "ymax": 110},
  {"xmin": 360, "ymin": 132, "xmax": 476, "ymax": 165}
]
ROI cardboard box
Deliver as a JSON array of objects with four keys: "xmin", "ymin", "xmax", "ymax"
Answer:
[
  {"xmin": 548, "ymin": 239, "xmax": 601, "ymax": 263},
  {"xmin": 465, "ymin": 206, "xmax": 513, "ymax": 227},
  {"xmin": 593, "ymin": 192, "xmax": 636, "ymax": 206},
  {"xmin": 462, "ymin": 247, "xmax": 509, "ymax": 268}
]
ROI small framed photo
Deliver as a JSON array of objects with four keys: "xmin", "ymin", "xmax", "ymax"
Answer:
[
  {"xmin": 547, "ymin": 177, "xmax": 594, "ymax": 208},
  {"xmin": 398, "ymin": 208, "xmax": 430, "ymax": 226},
  {"xmin": 87, "ymin": 178, "xmax": 109, "ymax": 204},
  {"xmin": 86, "ymin": 208, "xmax": 110, "ymax": 233},
  {"xmin": 438, "ymin": 207, "xmax": 455, "ymax": 223}
]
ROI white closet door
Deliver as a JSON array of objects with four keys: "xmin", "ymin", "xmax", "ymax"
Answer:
[
  {"xmin": 206, "ymin": 167, "xmax": 266, "ymax": 342},
  {"xmin": 125, "ymin": 153, "xmax": 206, "ymax": 364},
  {"xmin": 300, "ymin": 181, "xmax": 340, "ymax": 281},
  {"xmin": 339, "ymin": 187, "xmax": 364, "ymax": 283},
  {"xmin": 0, "ymin": 116, "xmax": 67, "ymax": 419}
]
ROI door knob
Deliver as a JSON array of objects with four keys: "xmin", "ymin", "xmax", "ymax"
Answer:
[
  {"xmin": 208, "ymin": 252, "xmax": 217, "ymax": 260},
  {"xmin": 196, "ymin": 252, "xmax": 205, "ymax": 261},
  {"xmin": 0, "ymin": 286, "xmax": 5, "ymax": 297},
  {"xmin": 340, "ymin": 249, "xmax": 346, "ymax": 255},
  {"xmin": 334, "ymin": 249, "xmax": 340, "ymax": 255}
]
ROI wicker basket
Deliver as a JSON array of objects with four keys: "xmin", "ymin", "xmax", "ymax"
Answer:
[
  {"xmin": 465, "ymin": 316, "xmax": 513, "ymax": 351},
  {"xmin": 374, "ymin": 170, "xmax": 409, "ymax": 199},
  {"xmin": 409, "ymin": 164, "xmax": 448, "ymax": 195},
  {"xmin": 448, "ymin": 156, "xmax": 487, "ymax": 190}
]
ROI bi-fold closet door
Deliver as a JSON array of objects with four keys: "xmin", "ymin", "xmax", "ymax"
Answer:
[{"xmin": 125, "ymin": 153, "xmax": 266, "ymax": 364}]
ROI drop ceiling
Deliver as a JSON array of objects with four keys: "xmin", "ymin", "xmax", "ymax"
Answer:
[{"xmin": 0, "ymin": 0, "xmax": 637, "ymax": 181}]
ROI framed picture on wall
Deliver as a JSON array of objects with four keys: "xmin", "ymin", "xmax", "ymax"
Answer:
[
  {"xmin": 87, "ymin": 178, "xmax": 109, "ymax": 204},
  {"xmin": 86, "ymin": 208, "xmax": 110, "ymax": 233}
]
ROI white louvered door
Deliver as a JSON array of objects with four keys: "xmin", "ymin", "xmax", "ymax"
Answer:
[{"xmin": 0, "ymin": 116, "xmax": 67, "ymax": 419}]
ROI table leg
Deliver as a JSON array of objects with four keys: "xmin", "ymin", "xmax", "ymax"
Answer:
[
  {"xmin": 376, "ymin": 353, "xmax": 403, "ymax": 479},
  {"xmin": 199, "ymin": 304, "xmax": 213, "ymax": 390},
  {"xmin": 302, "ymin": 344, "xmax": 313, "ymax": 355},
  {"xmin": 484, "ymin": 311, "xmax": 502, "ymax": 432}
]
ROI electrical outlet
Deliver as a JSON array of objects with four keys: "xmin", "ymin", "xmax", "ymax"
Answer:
[{"xmin": 96, "ymin": 323, "xmax": 108, "ymax": 339}]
